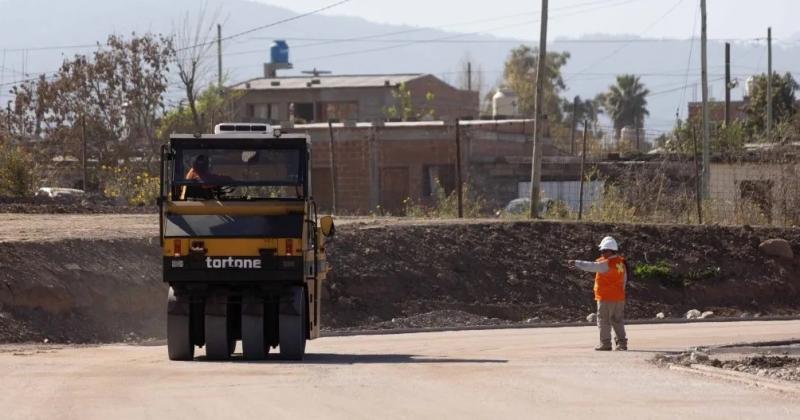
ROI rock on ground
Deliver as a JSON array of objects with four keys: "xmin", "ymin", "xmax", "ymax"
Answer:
[
  {"xmin": 759, "ymin": 238, "xmax": 794, "ymax": 260},
  {"xmin": 685, "ymin": 309, "xmax": 702, "ymax": 319}
]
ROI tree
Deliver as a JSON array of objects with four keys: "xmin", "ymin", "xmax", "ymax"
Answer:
[
  {"xmin": 384, "ymin": 82, "xmax": 435, "ymax": 121},
  {"xmin": 7, "ymin": 33, "xmax": 174, "ymax": 184},
  {"xmin": 562, "ymin": 95, "xmax": 602, "ymax": 131},
  {"xmin": 502, "ymin": 46, "xmax": 570, "ymax": 122},
  {"xmin": 174, "ymin": 6, "xmax": 223, "ymax": 132},
  {"xmin": 667, "ymin": 116, "xmax": 746, "ymax": 155},
  {"xmin": 745, "ymin": 72, "xmax": 798, "ymax": 137},
  {"xmin": 157, "ymin": 84, "xmax": 242, "ymax": 141},
  {"xmin": 602, "ymin": 74, "xmax": 650, "ymax": 139}
]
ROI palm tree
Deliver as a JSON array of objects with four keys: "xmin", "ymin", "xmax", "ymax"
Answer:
[
  {"xmin": 562, "ymin": 95, "xmax": 602, "ymax": 127},
  {"xmin": 603, "ymin": 74, "xmax": 650, "ymax": 139}
]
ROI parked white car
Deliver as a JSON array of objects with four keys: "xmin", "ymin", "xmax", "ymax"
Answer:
[
  {"xmin": 36, "ymin": 187, "xmax": 86, "ymax": 198},
  {"xmin": 497, "ymin": 197, "xmax": 554, "ymax": 216}
]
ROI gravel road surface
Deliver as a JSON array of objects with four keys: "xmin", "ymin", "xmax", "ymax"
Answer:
[{"xmin": 2, "ymin": 320, "xmax": 799, "ymax": 419}]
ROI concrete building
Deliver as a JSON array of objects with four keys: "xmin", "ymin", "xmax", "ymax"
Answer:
[
  {"xmin": 230, "ymin": 74, "xmax": 479, "ymax": 124},
  {"xmin": 687, "ymin": 100, "xmax": 749, "ymax": 124}
]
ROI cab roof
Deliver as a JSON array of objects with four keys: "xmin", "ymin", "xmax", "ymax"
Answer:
[{"xmin": 168, "ymin": 133, "xmax": 309, "ymax": 149}]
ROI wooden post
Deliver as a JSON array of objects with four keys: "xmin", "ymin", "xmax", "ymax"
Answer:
[
  {"xmin": 82, "ymin": 115, "xmax": 87, "ymax": 191},
  {"xmin": 570, "ymin": 96, "xmax": 578, "ymax": 155},
  {"xmin": 327, "ymin": 121, "xmax": 338, "ymax": 214},
  {"xmin": 691, "ymin": 125, "xmax": 703, "ymax": 224},
  {"xmin": 724, "ymin": 42, "xmax": 731, "ymax": 126},
  {"xmin": 767, "ymin": 27, "xmax": 773, "ymax": 138},
  {"xmin": 529, "ymin": 0, "xmax": 548, "ymax": 218},
  {"xmin": 455, "ymin": 119, "xmax": 464, "ymax": 218},
  {"xmin": 578, "ymin": 120, "xmax": 588, "ymax": 220},
  {"xmin": 700, "ymin": 0, "xmax": 710, "ymax": 199}
]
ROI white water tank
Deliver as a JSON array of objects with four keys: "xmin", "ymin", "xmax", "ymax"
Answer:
[
  {"xmin": 492, "ymin": 88, "xmax": 519, "ymax": 118},
  {"xmin": 745, "ymin": 76, "xmax": 756, "ymax": 98}
]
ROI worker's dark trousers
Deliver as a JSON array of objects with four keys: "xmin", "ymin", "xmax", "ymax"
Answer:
[{"xmin": 597, "ymin": 300, "xmax": 626, "ymax": 345}]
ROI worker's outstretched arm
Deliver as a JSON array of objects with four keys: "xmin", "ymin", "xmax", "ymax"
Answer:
[{"xmin": 573, "ymin": 260, "xmax": 609, "ymax": 273}]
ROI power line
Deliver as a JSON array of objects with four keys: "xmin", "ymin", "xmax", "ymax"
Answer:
[
  {"xmin": 565, "ymin": 0, "xmax": 687, "ymax": 83},
  {"xmin": 177, "ymin": 0, "xmax": 353, "ymax": 52},
  {"xmin": 677, "ymin": 0, "xmax": 700, "ymax": 119},
  {"xmin": 269, "ymin": 0, "xmax": 653, "ymax": 64},
  {"xmin": 649, "ymin": 76, "xmax": 725, "ymax": 97}
]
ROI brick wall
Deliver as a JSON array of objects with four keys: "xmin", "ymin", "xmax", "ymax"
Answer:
[{"xmin": 286, "ymin": 121, "xmax": 568, "ymax": 215}]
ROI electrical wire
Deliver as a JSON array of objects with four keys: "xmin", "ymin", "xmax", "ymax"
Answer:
[
  {"xmin": 677, "ymin": 0, "xmax": 700, "ymax": 119},
  {"xmin": 176, "ymin": 0, "xmax": 353, "ymax": 52},
  {"xmin": 564, "ymin": 0, "xmax": 687, "ymax": 83}
]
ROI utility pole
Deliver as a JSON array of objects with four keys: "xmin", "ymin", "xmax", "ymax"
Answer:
[
  {"xmin": 81, "ymin": 115, "xmax": 87, "ymax": 192},
  {"xmin": 327, "ymin": 121, "xmax": 338, "ymax": 215},
  {"xmin": 455, "ymin": 119, "xmax": 464, "ymax": 218},
  {"xmin": 634, "ymin": 115, "xmax": 640, "ymax": 153},
  {"xmin": 570, "ymin": 96, "xmax": 578, "ymax": 155},
  {"xmin": 699, "ymin": 0, "xmax": 710, "ymax": 199},
  {"xmin": 724, "ymin": 42, "xmax": 731, "ymax": 126},
  {"xmin": 467, "ymin": 62, "xmax": 472, "ymax": 91},
  {"xmin": 767, "ymin": 27, "xmax": 773, "ymax": 138},
  {"xmin": 529, "ymin": 0, "xmax": 548, "ymax": 219},
  {"xmin": 578, "ymin": 119, "xmax": 588, "ymax": 220},
  {"xmin": 217, "ymin": 24, "xmax": 223, "ymax": 89}
]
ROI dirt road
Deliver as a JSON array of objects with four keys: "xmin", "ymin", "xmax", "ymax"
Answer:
[{"xmin": 2, "ymin": 321, "xmax": 799, "ymax": 419}]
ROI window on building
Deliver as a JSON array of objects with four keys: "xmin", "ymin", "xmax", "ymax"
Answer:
[
  {"xmin": 253, "ymin": 104, "xmax": 270, "ymax": 122},
  {"xmin": 423, "ymin": 165, "xmax": 456, "ymax": 197},
  {"xmin": 250, "ymin": 103, "xmax": 283, "ymax": 123},
  {"xmin": 293, "ymin": 102, "xmax": 314, "ymax": 123},
  {"xmin": 317, "ymin": 102, "xmax": 359, "ymax": 122},
  {"xmin": 739, "ymin": 180, "xmax": 773, "ymax": 221}
]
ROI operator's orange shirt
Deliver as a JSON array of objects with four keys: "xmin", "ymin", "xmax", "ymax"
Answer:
[
  {"xmin": 180, "ymin": 168, "xmax": 211, "ymax": 200},
  {"xmin": 594, "ymin": 255, "xmax": 626, "ymax": 301}
]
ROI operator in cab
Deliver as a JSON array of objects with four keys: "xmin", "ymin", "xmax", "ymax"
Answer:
[{"xmin": 180, "ymin": 154, "xmax": 233, "ymax": 199}]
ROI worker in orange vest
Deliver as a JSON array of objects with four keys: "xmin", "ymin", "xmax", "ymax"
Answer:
[{"xmin": 569, "ymin": 236, "xmax": 628, "ymax": 351}]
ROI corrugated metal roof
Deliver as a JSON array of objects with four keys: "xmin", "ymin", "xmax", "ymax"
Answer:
[{"xmin": 231, "ymin": 74, "xmax": 426, "ymax": 90}]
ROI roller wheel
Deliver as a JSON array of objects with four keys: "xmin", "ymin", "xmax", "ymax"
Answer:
[
  {"xmin": 167, "ymin": 288, "xmax": 194, "ymax": 361},
  {"xmin": 205, "ymin": 295, "xmax": 234, "ymax": 360},
  {"xmin": 279, "ymin": 286, "xmax": 307, "ymax": 360},
  {"xmin": 241, "ymin": 295, "xmax": 268, "ymax": 360}
]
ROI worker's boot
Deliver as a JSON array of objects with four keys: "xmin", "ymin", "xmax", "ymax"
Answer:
[
  {"xmin": 615, "ymin": 338, "xmax": 628, "ymax": 351},
  {"xmin": 594, "ymin": 341, "xmax": 612, "ymax": 351}
]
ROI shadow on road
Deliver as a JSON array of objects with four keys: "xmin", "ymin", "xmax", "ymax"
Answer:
[{"xmin": 194, "ymin": 353, "xmax": 508, "ymax": 364}]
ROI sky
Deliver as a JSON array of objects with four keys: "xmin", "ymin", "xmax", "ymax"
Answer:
[{"xmin": 255, "ymin": 0, "xmax": 800, "ymax": 42}]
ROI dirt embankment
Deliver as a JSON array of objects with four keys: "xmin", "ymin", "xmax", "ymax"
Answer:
[
  {"xmin": 1, "ymin": 218, "xmax": 799, "ymax": 342},
  {"xmin": 0, "ymin": 238, "xmax": 164, "ymax": 342},
  {"xmin": 324, "ymin": 221, "xmax": 800, "ymax": 328}
]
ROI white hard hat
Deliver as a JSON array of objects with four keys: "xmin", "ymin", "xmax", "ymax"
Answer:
[{"xmin": 598, "ymin": 236, "xmax": 619, "ymax": 251}]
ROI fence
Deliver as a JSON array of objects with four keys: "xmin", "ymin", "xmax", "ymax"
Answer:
[
  {"xmin": 10, "ymin": 118, "xmax": 799, "ymax": 227},
  {"xmin": 534, "ymin": 137, "xmax": 800, "ymax": 227},
  {"xmin": 299, "ymin": 120, "xmax": 800, "ymax": 227}
]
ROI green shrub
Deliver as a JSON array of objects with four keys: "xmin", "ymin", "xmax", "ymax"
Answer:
[
  {"xmin": 0, "ymin": 143, "xmax": 35, "ymax": 197},
  {"xmin": 100, "ymin": 165, "xmax": 158, "ymax": 206},
  {"xmin": 403, "ymin": 179, "xmax": 486, "ymax": 218}
]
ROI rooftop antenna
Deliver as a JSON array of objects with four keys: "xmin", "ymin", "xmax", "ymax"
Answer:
[{"xmin": 301, "ymin": 68, "xmax": 332, "ymax": 77}]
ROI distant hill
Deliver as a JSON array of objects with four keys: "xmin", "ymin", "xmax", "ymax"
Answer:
[{"xmin": 1, "ymin": 0, "xmax": 798, "ymax": 137}]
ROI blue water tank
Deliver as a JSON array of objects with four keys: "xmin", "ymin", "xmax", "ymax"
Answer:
[{"xmin": 270, "ymin": 40, "xmax": 290, "ymax": 64}]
